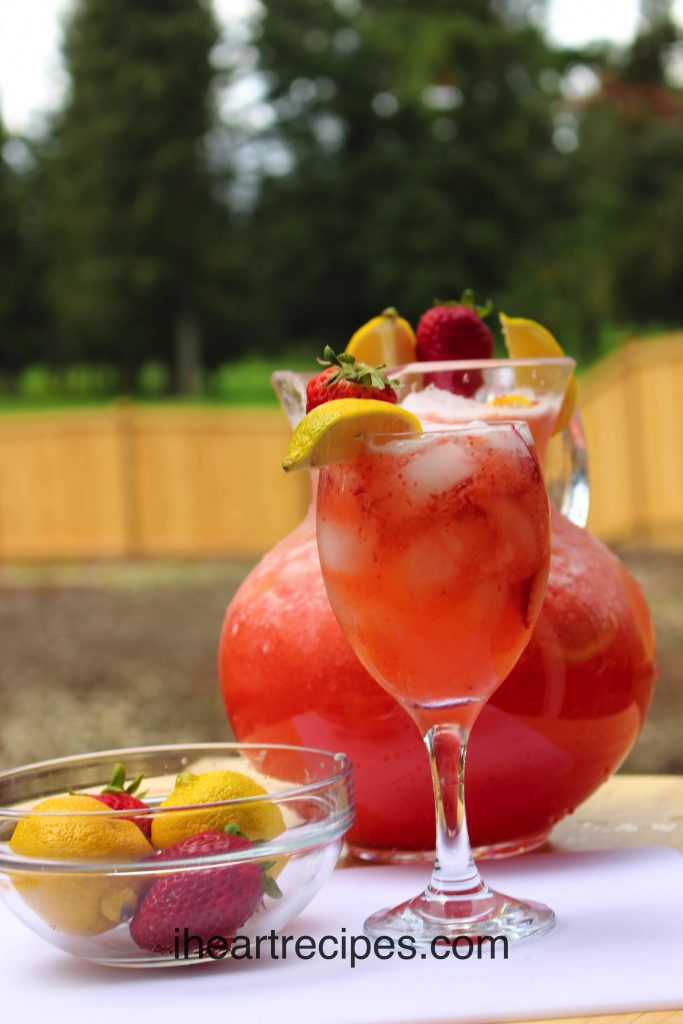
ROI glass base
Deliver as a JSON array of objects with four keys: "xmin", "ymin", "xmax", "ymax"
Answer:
[
  {"xmin": 364, "ymin": 882, "xmax": 555, "ymax": 945},
  {"xmin": 347, "ymin": 827, "xmax": 551, "ymax": 865}
]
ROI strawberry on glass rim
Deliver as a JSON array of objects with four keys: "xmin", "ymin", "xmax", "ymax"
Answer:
[{"xmin": 306, "ymin": 346, "xmax": 399, "ymax": 413}]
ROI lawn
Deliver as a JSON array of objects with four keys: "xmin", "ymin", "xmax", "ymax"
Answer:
[{"xmin": 0, "ymin": 355, "xmax": 314, "ymax": 412}]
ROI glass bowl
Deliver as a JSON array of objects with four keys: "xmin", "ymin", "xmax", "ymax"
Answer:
[{"xmin": 0, "ymin": 743, "xmax": 354, "ymax": 967}]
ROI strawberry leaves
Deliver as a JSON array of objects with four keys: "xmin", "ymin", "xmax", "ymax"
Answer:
[{"xmin": 316, "ymin": 346, "xmax": 398, "ymax": 392}]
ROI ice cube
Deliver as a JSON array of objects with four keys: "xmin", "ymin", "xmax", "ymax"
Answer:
[
  {"xmin": 317, "ymin": 517, "xmax": 373, "ymax": 574},
  {"xmin": 400, "ymin": 438, "xmax": 477, "ymax": 500},
  {"xmin": 395, "ymin": 531, "xmax": 461, "ymax": 590},
  {"xmin": 483, "ymin": 497, "xmax": 541, "ymax": 581},
  {"xmin": 480, "ymin": 421, "xmax": 534, "ymax": 454},
  {"xmin": 401, "ymin": 386, "xmax": 481, "ymax": 426}
]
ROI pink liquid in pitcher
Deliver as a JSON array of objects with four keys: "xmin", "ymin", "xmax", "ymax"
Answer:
[{"xmin": 220, "ymin": 501, "xmax": 656, "ymax": 855}]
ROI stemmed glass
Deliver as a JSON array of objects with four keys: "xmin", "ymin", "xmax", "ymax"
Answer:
[{"xmin": 316, "ymin": 421, "xmax": 555, "ymax": 942}]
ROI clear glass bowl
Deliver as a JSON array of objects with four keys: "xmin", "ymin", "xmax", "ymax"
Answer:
[{"xmin": 0, "ymin": 743, "xmax": 354, "ymax": 967}]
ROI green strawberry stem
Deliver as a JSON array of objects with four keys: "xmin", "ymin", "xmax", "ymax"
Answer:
[
  {"xmin": 222, "ymin": 824, "xmax": 283, "ymax": 899},
  {"xmin": 433, "ymin": 288, "xmax": 493, "ymax": 319},
  {"xmin": 315, "ymin": 346, "xmax": 398, "ymax": 390},
  {"xmin": 101, "ymin": 762, "xmax": 147, "ymax": 797},
  {"xmin": 263, "ymin": 873, "xmax": 283, "ymax": 900}
]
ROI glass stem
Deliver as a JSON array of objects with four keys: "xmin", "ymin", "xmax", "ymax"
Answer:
[{"xmin": 424, "ymin": 721, "xmax": 486, "ymax": 898}]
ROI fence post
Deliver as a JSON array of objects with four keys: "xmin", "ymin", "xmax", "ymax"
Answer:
[{"xmin": 115, "ymin": 398, "xmax": 142, "ymax": 558}]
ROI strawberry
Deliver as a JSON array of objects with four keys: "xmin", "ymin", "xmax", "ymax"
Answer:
[
  {"xmin": 91, "ymin": 763, "xmax": 152, "ymax": 839},
  {"xmin": 130, "ymin": 827, "xmax": 272, "ymax": 955},
  {"xmin": 306, "ymin": 346, "xmax": 398, "ymax": 413},
  {"xmin": 416, "ymin": 289, "xmax": 494, "ymax": 396}
]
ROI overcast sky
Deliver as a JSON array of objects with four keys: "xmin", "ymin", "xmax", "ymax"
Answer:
[{"xmin": 1, "ymin": 0, "xmax": 681, "ymax": 134}]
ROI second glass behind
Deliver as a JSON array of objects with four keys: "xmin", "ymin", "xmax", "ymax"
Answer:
[
  {"xmin": 316, "ymin": 421, "xmax": 555, "ymax": 943},
  {"xmin": 274, "ymin": 355, "xmax": 586, "ymax": 527}
]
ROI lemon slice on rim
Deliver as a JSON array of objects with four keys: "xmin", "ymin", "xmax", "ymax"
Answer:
[
  {"xmin": 345, "ymin": 307, "xmax": 416, "ymax": 366},
  {"xmin": 499, "ymin": 312, "xmax": 577, "ymax": 435},
  {"xmin": 283, "ymin": 399, "xmax": 422, "ymax": 472}
]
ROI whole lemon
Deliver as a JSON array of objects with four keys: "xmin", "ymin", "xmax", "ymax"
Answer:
[
  {"xmin": 10, "ymin": 794, "xmax": 153, "ymax": 937},
  {"xmin": 151, "ymin": 770, "xmax": 285, "ymax": 850}
]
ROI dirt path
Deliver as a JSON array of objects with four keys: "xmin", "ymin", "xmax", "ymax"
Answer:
[{"xmin": 0, "ymin": 549, "xmax": 681, "ymax": 774}]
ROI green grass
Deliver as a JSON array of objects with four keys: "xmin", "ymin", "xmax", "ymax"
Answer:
[
  {"xmin": 0, "ymin": 327, "xmax": 673, "ymax": 413},
  {"xmin": 0, "ymin": 353, "xmax": 314, "ymax": 412}
]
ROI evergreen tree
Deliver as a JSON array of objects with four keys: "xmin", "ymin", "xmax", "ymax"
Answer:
[
  {"xmin": 534, "ymin": 4, "xmax": 683, "ymax": 350},
  {"xmin": 234, "ymin": 0, "xmax": 572, "ymax": 353},
  {"xmin": 0, "ymin": 119, "xmax": 50, "ymax": 373},
  {"xmin": 45, "ymin": 0, "xmax": 227, "ymax": 390}
]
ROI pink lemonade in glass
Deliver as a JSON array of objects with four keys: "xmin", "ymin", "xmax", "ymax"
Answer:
[
  {"xmin": 318, "ymin": 424, "xmax": 550, "ymax": 722},
  {"xmin": 395, "ymin": 357, "xmax": 575, "ymax": 463},
  {"xmin": 316, "ymin": 421, "xmax": 554, "ymax": 942}
]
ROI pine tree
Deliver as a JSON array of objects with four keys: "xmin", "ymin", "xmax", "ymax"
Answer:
[
  {"xmin": 0, "ymin": 118, "xmax": 50, "ymax": 372},
  {"xmin": 236, "ymin": 0, "xmax": 571, "ymax": 352},
  {"xmin": 45, "ymin": 0, "xmax": 224, "ymax": 391}
]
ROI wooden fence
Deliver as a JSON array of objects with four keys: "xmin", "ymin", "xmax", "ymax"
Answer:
[
  {"xmin": 579, "ymin": 332, "xmax": 683, "ymax": 548},
  {"xmin": 0, "ymin": 333, "xmax": 681, "ymax": 560},
  {"xmin": 0, "ymin": 406, "xmax": 309, "ymax": 559}
]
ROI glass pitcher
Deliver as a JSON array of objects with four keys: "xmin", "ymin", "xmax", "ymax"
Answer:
[{"xmin": 219, "ymin": 360, "xmax": 656, "ymax": 860}]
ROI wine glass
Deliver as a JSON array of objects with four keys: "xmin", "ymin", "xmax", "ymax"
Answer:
[{"xmin": 316, "ymin": 421, "xmax": 555, "ymax": 942}]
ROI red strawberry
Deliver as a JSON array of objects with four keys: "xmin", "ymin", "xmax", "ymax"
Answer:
[
  {"xmin": 416, "ymin": 290, "xmax": 494, "ymax": 396},
  {"xmin": 92, "ymin": 763, "xmax": 152, "ymax": 839},
  {"xmin": 306, "ymin": 346, "xmax": 398, "ymax": 413},
  {"xmin": 130, "ymin": 828, "xmax": 268, "ymax": 955}
]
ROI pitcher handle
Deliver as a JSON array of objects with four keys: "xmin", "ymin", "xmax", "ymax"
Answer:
[{"xmin": 545, "ymin": 412, "xmax": 590, "ymax": 527}]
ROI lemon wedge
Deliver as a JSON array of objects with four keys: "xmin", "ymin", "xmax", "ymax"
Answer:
[
  {"xmin": 499, "ymin": 312, "xmax": 577, "ymax": 435},
  {"xmin": 345, "ymin": 307, "xmax": 416, "ymax": 367},
  {"xmin": 283, "ymin": 399, "xmax": 422, "ymax": 472},
  {"xmin": 488, "ymin": 393, "xmax": 535, "ymax": 408}
]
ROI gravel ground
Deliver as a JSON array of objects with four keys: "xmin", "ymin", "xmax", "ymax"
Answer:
[{"xmin": 0, "ymin": 549, "xmax": 681, "ymax": 774}]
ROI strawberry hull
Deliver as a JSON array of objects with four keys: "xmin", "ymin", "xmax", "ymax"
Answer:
[{"xmin": 93, "ymin": 793, "xmax": 152, "ymax": 840}]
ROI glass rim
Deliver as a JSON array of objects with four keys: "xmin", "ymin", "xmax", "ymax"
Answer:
[
  {"xmin": 394, "ymin": 356, "xmax": 575, "ymax": 374},
  {"xmin": 0, "ymin": 741, "xmax": 353, "ymax": 819},
  {"xmin": 355, "ymin": 420, "xmax": 535, "ymax": 443},
  {"xmin": 272, "ymin": 356, "xmax": 575, "ymax": 383},
  {"xmin": 0, "ymin": 743, "xmax": 355, "ymax": 873}
]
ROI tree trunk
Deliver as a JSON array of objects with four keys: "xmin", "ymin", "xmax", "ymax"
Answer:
[{"xmin": 174, "ymin": 312, "xmax": 202, "ymax": 396}]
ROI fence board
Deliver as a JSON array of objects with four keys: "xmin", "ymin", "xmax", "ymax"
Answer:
[
  {"xmin": 0, "ymin": 334, "xmax": 681, "ymax": 560},
  {"xmin": 0, "ymin": 407, "xmax": 309, "ymax": 560},
  {"xmin": 578, "ymin": 332, "xmax": 683, "ymax": 547},
  {"xmin": 0, "ymin": 412, "xmax": 128, "ymax": 559}
]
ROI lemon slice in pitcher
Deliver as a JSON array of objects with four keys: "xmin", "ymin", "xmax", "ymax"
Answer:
[
  {"xmin": 283, "ymin": 399, "xmax": 422, "ymax": 472},
  {"xmin": 345, "ymin": 308, "xmax": 416, "ymax": 366},
  {"xmin": 499, "ymin": 313, "xmax": 577, "ymax": 435}
]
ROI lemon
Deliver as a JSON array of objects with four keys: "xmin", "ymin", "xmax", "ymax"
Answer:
[
  {"xmin": 282, "ymin": 398, "xmax": 422, "ymax": 473},
  {"xmin": 488, "ymin": 393, "xmax": 535, "ymax": 408},
  {"xmin": 345, "ymin": 307, "xmax": 416, "ymax": 367},
  {"xmin": 499, "ymin": 312, "xmax": 577, "ymax": 434},
  {"xmin": 9, "ymin": 794, "xmax": 152, "ymax": 936},
  {"xmin": 151, "ymin": 770, "xmax": 286, "ymax": 850}
]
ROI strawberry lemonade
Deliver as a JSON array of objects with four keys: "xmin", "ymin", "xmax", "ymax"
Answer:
[
  {"xmin": 396, "ymin": 360, "xmax": 573, "ymax": 463},
  {"xmin": 313, "ymin": 415, "xmax": 555, "ymax": 941},
  {"xmin": 317, "ymin": 422, "xmax": 550, "ymax": 724}
]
